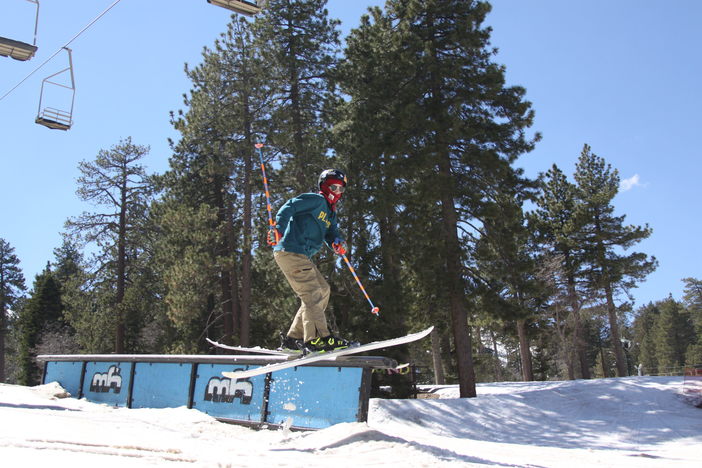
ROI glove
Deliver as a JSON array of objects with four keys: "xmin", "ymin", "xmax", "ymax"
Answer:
[
  {"xmin": 332, "ymin": 238, "xmax": 346, "ymax": 255},
  {"xmin": 267, "ymin": 228, "xmax": 282, "ymax": 246}
]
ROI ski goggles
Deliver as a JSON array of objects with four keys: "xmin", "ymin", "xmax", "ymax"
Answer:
[{"xmin": 329, "ymin": 183, "xmax": 346, "ymax": 193}]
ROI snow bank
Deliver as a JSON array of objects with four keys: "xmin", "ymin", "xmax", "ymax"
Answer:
[{"xmin": 0, "ymin": 377, "xmax": 699, "ymax": 467}]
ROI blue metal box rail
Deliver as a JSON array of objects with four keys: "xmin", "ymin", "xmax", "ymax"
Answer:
[{"xmin": 37, "ymin": 353, "xmax": 397, "ymax": 430}]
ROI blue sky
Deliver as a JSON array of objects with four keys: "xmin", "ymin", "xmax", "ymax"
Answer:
[{"xmin": 1, "ymin": 1, "xmax": 700, "ymax": 311}]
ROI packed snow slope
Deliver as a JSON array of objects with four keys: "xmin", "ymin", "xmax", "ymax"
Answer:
[{"xmin": 0, "ymin": 376, "xmax": 699, "ymax": 467}]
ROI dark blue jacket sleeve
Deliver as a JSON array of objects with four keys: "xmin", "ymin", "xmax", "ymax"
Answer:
[{"xmin": 325, "ymin": 214, "xmax": 342, "ymax": 246}]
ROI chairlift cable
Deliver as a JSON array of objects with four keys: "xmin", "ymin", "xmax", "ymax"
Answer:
[{"xmin": 0, "ymin": 0, "xmax": 124, "ymax": 103}]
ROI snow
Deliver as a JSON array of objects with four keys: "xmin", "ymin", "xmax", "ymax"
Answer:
[{"xmin": 1, "ymin": 377, "xmax": 700, "ymax": 467}]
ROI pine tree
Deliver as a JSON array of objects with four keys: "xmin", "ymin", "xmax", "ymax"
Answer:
[
  {"xmin": 474, "ymin": 193, "xmax": 542, "ymax": 381},
  {"xmin": 0, "ymin": 239, "xmax": 26, "ymax": 382},
  {"xmin": 337, "ymin": 0, "xmax": 538, "ymax": 396},
  {"xmin": 574, "ymin": 144, "xmax": 657, "ymax": 376},
  {"xmin": 250, "ymin": 0, "xmax": 347, "ymax": 343},
  {"xmin": 531, "ymin": 164, "xmax": 591, "ymax": 379},
  {"xmin": 47, "ymin": 238, "xmax": 81, "ymax": 347},
  {"xmin": 682, "ymin": 278, "xmax": 702, "ymax": 331},
  {"xmin": 593, "ymin": 321, "xmax": 614, "ymax": 378},
  {"xmin": 16, "ymin": 265, "xmax": 63, "ymax": 385},
  {"xmin": 654, "ymin": 297, "xmax": 694, "ymax": 372},
  {"xmin": 253, "ymin": 0, "xmax": 341, "ymax": 192},
  {"xmin": 52, "ymin": 238, "xmax": 83, "ymax": 286},
  {"xmin": 65, "ymin": 137, "xmax": 153, "ymax": 353},
  {"xmin": 632, "ymin": 302, "xmax": 659, "ymax": 374},
  {"xmin": 157, "ymin": 15, "xmax": 272, "ymax": 349},
  {"xmin": 332, "ymin": 5, "xmax": 411, "ymax": 358},
  {"xmin": 57, "ymin": 245, "xmax": 114, "ymax": 354},
  {"xmin": 152, "ymin": 202, "xmax": 219, "ymax": 352},
  {"xmin": 682, "ymin": 278, "xmax": 702, "ymax": 364}
]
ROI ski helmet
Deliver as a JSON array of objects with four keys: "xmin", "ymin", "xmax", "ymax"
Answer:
[
  {"xmin": 318, "ymin": 169, "xmax": 347, "ymax": 189},
  {"xmin": 318, "ymin": 169, "xmax": 347, "ymax": 205}
]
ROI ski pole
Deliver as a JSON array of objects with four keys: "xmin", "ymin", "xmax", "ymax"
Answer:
[
  {"xmin": 255, "ymin": 143, "xmax": 279, "ymax": 246},
  {"xmin": 339, "ymin": 251, "xmax": 380, "ymax": 316}
]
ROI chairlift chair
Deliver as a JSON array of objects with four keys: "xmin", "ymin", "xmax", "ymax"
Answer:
[
  {"xmin": 0, "ymin": 0, "xmax": 40, "ymax": 61},
  {"xmin": 207, "ymin": 0, "xmax": 262, "ymax": 16},
  {"xmin": 35, "ymin": 47, "xmax": 75, "ymax": 131}
]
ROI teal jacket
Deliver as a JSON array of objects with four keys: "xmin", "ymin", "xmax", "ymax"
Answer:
[{"xmin": 273, "ymin": 193, "xmax": 342, "ymax": 258}]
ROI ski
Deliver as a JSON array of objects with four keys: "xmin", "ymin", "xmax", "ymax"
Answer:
[
  {"xmin": 206, "ymin": 338, "xmax": 296, "ymax": 356},
  {"xmin": 222, "ymin": 326, "xmax": 433, "ymax": 380}
]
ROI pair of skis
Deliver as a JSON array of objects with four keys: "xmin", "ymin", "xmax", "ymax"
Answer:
[{"xmin": 209, "ymin": 326, "xmax": 433, "ymax": 379}]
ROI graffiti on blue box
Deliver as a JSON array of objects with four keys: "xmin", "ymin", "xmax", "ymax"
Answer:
[
  {"xmin": 205, "ymin": 372, "xmax": 253, "ymax": 404},
  {"xmin": 90, "ymin": 365, "xmax": 123, "ymax": 393}
]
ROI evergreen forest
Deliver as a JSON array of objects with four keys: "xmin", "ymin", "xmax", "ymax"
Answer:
[{"xmin": 1, "ymin": 1, "xmax": 699, "ymax": 397}]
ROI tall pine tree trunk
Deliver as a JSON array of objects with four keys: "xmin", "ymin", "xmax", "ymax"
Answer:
[
  {"xmin": 240, "ymin": 112, "xmax": 254, "ymax": 347},
  {"xmin": 595, "ymin": 218, "xmax": 627, "ymax": 377},
  {"xmin": 554, "ymin": 308, "xmax": 576, "ymax": 379},
  {"xmin": 490, "ymin": 329, "xmax": 503, "ymax": 382},
  {"xmin": 438, "ymin": 148, "xmax": 476, "ymax": 397},
  {"xmin": 605, "ymin": 282, "xmax": 627, "ymax": 376},
  {"xmin": 566, "ymin": 268, "xmax": 590, "ymax": 379},
  {"xmin": 430, "ymin": 327, "xmax": 445, "ymax": 385},
  {"xmin": 218, "ymin": 167, "xmax": 235, "ymax": 344},
  {"xmin": 223, "ymin": 217, "xmax": 235, "ymax": 344},
  {"xmin": 220, "ymin": 263, "xmax": 234, "ymax": 343},
  {"xmin": 378, "ymin": 214, "xmax": 407, "ymax": 333},
  {"xmin": 599, "ymin": 344, "xmax": 610, "ymax": 378},
  {"xmin": 516, "ymin": 319, "xmax": 534, "ymax": 381},
  {"xmin": 225, "ymin": 201, "xmax": 240, "ymax": 343},
  {"xmin": 114, "ymin": 172, "xmax": 127, "ymax": 354},
  {"xmin": 425, "ymin": 8, "xmax": 476, "ymax": 396},
  {"xmin": 229, "ymin": 267, "xmax": 241, "ymax": 344},
  {"xmin": 376, "ymin": 160, "xmax": 407, "ymax": 347}
]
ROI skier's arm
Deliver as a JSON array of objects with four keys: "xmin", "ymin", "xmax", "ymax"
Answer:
[{"xmin": 275, "ymin": 198, "xmax": 296, "ymax": 234}]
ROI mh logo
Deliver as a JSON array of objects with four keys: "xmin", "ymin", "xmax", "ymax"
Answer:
[
  {"xmin": 90, "ymin": 365, "xmax": 122, "ymax": 393},
  {"xmin": 205, "ymin": 374, "xmax": 253, "ymax": 404}
]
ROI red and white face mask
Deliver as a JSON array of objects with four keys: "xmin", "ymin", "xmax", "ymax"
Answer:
[{"xmin": 320, "ymin": 178, "xmax": 346, "ymax": 205}]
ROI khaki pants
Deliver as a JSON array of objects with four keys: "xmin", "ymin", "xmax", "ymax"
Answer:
[{"xmin": 274, "ymin": 250, "xmax": 330, "ymax": 341}]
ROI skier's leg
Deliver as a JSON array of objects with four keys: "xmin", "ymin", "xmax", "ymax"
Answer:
[
  {"xmin": 274, "ymin": 251, "xmax": 330, "ymax": 341},
  {"xmin": 309, "ymin": 261, "xmax": 331, "ymax": 332}
]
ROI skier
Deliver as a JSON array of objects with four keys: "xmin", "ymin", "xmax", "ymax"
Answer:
[{"xmin": 269, "ymin": 169, "xmax": 352, "ymax": 352}]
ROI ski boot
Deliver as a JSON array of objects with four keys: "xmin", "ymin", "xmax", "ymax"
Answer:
[
  {"xmin": 279, "ymin": 333, "xmax": 304, "ymax": 353},
  {"xmin": 303, "ymin": 335, "xmax": 354, "ymax": 353}
]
